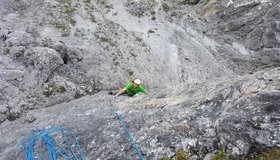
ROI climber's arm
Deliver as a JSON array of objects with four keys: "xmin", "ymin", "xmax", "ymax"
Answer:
[
  {"xmin": 140, "ymin": 86, "xmax": 150, "ymax": 96},
  {"xmin": 115, "ymin": 87, "xmax": 126, "ymax": 97}
]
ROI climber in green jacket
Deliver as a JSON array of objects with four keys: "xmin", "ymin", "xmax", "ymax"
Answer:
[{"xmin": 115, "ymin": 79, "xmax": 149, "ymax": 97}]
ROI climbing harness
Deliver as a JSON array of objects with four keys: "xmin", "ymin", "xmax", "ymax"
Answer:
[
  {"xmin": 18, "ymin": 127, "xmax": 85, "ymax": 160},
  {"xmin": 108, "ymin": 100, "xmax": 145, "ymax": 160}
]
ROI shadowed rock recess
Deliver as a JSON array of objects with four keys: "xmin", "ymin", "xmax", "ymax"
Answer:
[{"xmin": 0, "ymin": 0, "xmax": 279, "ymax": 159}]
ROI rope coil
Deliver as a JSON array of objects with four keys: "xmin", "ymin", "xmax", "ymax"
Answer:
[{"xmin": 18, "ymin": 127, "xmax": 85, "ymax": 160}]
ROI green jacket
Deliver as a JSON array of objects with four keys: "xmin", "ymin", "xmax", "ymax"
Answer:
[{"xmin": 125, "ymin": 82, "xmax": 147, "ymax": 96}]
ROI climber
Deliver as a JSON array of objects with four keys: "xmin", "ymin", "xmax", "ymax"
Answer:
[{"xmin": 114, "ymin": 78, "xmax": 149, "ymax": 97}]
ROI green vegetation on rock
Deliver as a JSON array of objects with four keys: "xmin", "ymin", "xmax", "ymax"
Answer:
[
  {"xmin": 148, "ymin": 0, "xmax": 157, "ymax": 8},
  {"xmin": 249, "ymin": 147, "xmax": 280, "ymax": 160},
  {"xmin": 160, "ymin": 149, "xmax": 189, "ymax": 160},
  {"xmin": 148, "ymin": 29, "xmax": 155, "ymax": 34},
  {"xmin": 98, "ymin": 0, "xmax": 114, "ymax": 12},
  {"xmin": 176, "ymin": 149, "xmax": 189, "ymax": 160},
  {"xmin": 257, "ymin": 148, "xmax": 280, "ymax": 160},
  {"xmin": 49, "ymin": 0, "xmax": 77, "ymax": 37},
  {"xmin": 212, "ymin": 149, "xmax": 234, "ymax": 160},
  {"xmin": 162, "ymin": 3, "xmax": 170, "ymax": 12},
  {"xmin": 42, "ymin": 38, "xmax": 53, "ymax": 47},
  {"xmin": 43, "ymin": 83, "xmax": 67, "ymax": 97},
  {"xmin": 181, "ymin": 0, "xmax": 200, "ymax": 5},
  {"xmin": 83, "ymin": 0, "xmax": 91, "ymax": 4},
  {"xmin": 3, "ymin": 47, "xmax": 10, "ymax": 55},
  {"xmin": 54, "ymin": 23, "xmax": 66, "ymax": 31},
  {"xmin": 43, "ymin": 83, "xmax": 56, "ymax": 97},
  {"xmin": 57, "ymin": 86, "xmax": 66, "ymax": 93},
  {"xmin": 56, "ymin": 0, "xmax": 68, "ymax": 4}
]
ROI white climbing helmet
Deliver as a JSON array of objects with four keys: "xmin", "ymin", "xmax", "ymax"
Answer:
[{"xmin": 134, "ymin": 79, "xmax": 141, "ymax": 84}]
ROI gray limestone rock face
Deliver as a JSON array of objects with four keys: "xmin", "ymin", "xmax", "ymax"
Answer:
[
  {"xmin": 0, "ymin": 68, "xmax": 279, "ymax": 159},
  {"xmin": 23, "ymin": 47, "xmax": 63, "ymax": 75},
  {"xmin": 0, "ymin": 0, "xmax": 280, "ymax": 159},
  {"xmin": 5, "ymin": 31, "xmax": 37, "ymax": 47}
]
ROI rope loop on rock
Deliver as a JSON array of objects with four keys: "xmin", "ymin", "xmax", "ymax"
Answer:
[{"xmin": 18, "ymin": 127, "xmax": 85, "ymax": 160}]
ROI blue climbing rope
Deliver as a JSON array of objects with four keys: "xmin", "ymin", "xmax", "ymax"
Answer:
[
  {"xmin": 18, "ymin": 127, "xmax": 85, "ymax": 160},
  {"xmin": 109, "ymin": 100, "xmax": 145, "ymax": 160}
]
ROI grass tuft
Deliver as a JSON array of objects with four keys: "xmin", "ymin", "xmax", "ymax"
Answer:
[
  {"xmin": 212, "ymin": 149, "xmax": 234, "ymax": 160},
  {"xmin": 3, "ymin": 47, "xmax": 11, "ymax": 55}
]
